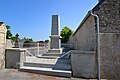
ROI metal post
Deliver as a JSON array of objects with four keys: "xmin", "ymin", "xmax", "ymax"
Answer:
[
  {"xmin": 37, "ymin": 43, "xmax": 39, "ymax": 56},
  {"xmin": 90, "ymin": 10, "xmax": 101, "ymax": 80}
]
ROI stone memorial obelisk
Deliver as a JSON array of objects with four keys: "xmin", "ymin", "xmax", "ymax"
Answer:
[{"xmin": 48, "ymin": 15, "xmax": 62, "ymax": 54}]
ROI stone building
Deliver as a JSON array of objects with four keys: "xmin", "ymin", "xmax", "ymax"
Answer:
[
  {"xmin": 0, "ymin": 22, "xmax": 7, "ymax": 68},
  {"xmin": 68, "ymin": 0, "xmax": 120, "ymax": 79}
]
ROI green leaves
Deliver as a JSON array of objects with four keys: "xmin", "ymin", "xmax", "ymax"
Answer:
[
  {"xmin": 45, "ymin": 40, "xmax": 49, "ymax": 43},
  {"xmin": 60, "ymin": 26, "xmax": 74, "ymax": 43},
  {"xmin": 6, "ymin": 25, "xmax": 12, "ymax": 39},
  {"xmin": 22, "ymin": 37, "xmax": 33, "ymax": 43},
  {"xmin": 6, "ymin": 25, "xmax": 11, "ymax": 29},
  {"xmin": 6, "ymin": 25, "xmax": 18, "ymax": 42}
]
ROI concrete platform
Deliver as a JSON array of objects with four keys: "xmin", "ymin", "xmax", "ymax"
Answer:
[
  {"xmin": 20, "ymin": 66, "xmax": 71, "ymax": 77},
  {"xmin": 23, "ymin": 62, "xmax": 55, "ymax": 68},
  {"xmin": 23, "ymin": 62, "xmax": 71, "ymax": 71},
  {"xmin": 37, "ymin": 56, "xmax": 59, "ymax": 59},
  {"xmin": 41, "ymin": 53, "xmax": 62, "ymax": 57}
]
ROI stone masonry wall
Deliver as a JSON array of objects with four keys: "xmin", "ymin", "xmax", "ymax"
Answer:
[
  {"xmin": 93, "ymin": 0, "xmax": 120, "ymax": 33},
  {"xmin": 100, "ymin": 33, "xmax": 120, "ymax": 79},
  {"xmin": 0, "ymin": 22, "xmax": 7, "ymax": 68},
  {"xmin": 73, "ymin": 16, "xmax": 96, "ymax": 51},
  {"xmin": 67, "ymin": 36, "xmax": 75, "ymax": 49},
  {"xmin": 93, "ymin": 1, "xmax": 120, "ymax": 79}
]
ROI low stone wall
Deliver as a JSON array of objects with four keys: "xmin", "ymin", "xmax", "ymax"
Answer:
[
  {"xmin": 5, "ymin": 48, "xmax": 26, "ymax": 69},
  {"xmin": 100, "ymin": 33, "xmax": 120, "ymax": 79},
  {"xmin": 71, "ymin": 50, "xmax": 97, "ymax": 78}
]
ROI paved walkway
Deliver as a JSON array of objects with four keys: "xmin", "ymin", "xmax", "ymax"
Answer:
[
  {"xmin": 0, "ymin": 69, "xmax": 82, "ymax": 80},
  {"xmin": 26, "ymin": 56, "xmax": 57, "ymax": 64}
]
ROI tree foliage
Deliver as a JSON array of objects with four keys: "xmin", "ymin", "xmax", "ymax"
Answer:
[
  {"xmin": 60, "ymin": 26, "xmax": 74, "ymax": 43},
  {"xmin": 11, "ymin": 36, "xmax": 16, "ymax": 42},
  {"xmin": 44, "ymin": 40, "xmax": 49, "ymax": 43},
  {"xmin": 6, "ymin": 25, "xmax": 34, "ymax": 43},
  {"xmin": 6, "ymin": 25, "xmax": 13, "ymax": 39},
  {"xmin": 22, "ymin": 37, "xmax": 33, "ymax": 43},
  {"xmin": 6, "ymin": 25, "xmax": 20, "ymax": 42}
]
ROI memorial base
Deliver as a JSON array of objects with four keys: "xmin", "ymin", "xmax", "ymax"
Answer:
[
  {"xmin": 48, "ymin": 48, "xmax": 62, "ymax": 53},
  {"xmin": 41, "ymin": 48, "xmax": 62, "ymax": 57}
]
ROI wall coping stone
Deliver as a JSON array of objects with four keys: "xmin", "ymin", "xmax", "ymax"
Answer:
[
  {"xmin": 100, "ymin": 33, "xmax": 120, "ymax": 34},
  {"xmin": 6, "ymin": 48, "xmax": 27, "ymax": 52},
  {"xmin": 70, "ymin": 50, "xmax": 95, "ymax": 54}
]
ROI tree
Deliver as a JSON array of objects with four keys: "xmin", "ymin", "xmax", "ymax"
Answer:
[
  {"xmin": 6, "ymin": 25, "xmax": 13, "ymax": 39},
  {"xmin": 60, "ymin": 26, "xmax": 74, "ymax": 43},
  {"xmin": 44, "ymin": 40, "xmax": 49, "ymax": 43},
  {"xmin": 22, "ymin": 37, "xmax": 33, "ymax": 43},
  {"xmin": 11, "ymin": 36, "xmax": 16, "ymax": 42},
  {"xmin": 6, "ymin": 25, "xmax": 20, "ymax": 42},
  {"xmin": 21, "ymin": 37, "xmax": 33, "ymax": 48}
]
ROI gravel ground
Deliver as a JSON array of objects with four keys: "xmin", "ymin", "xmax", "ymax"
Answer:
[{"xmin": 0, "ymin": 69, "xmax": 82, "ymax": 80}]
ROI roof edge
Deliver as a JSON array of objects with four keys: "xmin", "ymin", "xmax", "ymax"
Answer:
[
  {"xmin": 72, "ymin": 0, "xmax": 104, "ymax": 36},
  {"xmin": 92, "ymin": 0, "xmax": 104, "ymax": 12},
  {"xmin": 72, "ymin": 11, "xmax": 92, "ymax": 36}
]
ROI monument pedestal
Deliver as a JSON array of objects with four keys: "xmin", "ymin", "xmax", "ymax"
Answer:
[
  {"xmin": 48, "ymin": 48, "xmax": 62, "ymax": 54},
  {"xmin": 41, "ymin": 48, "xmax": 62, "ymax": 57}
]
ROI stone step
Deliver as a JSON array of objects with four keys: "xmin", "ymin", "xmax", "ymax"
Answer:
[
  {"xmin": 42, "ymin": 53, "xmax": 62, "ymax": 57},
  {"xmin": 60, "ymin": 53, "xmax": 71, "ymax": 59},
  {"xmin": 19, "ymin": 66, "xmax": 71, "ymax": 77},
  {"xmin": 26, "ymin": 56, "xmax": 70, "ymax": 64},
  {"xmin": 26, "ymin": 57, "xmax": 70, "ymax": 64},
  {"xmin": 23, "ymin": 62, "xmax": 71, "ymax": 71},
  {"xmin": 37, "ymin": 53, "xmax": 70, "ymax": 59},
  {"xmin": 53, "ymin": 63, "xmax": 71, "ymax": 71},
  {"xmin": 36, "ymin": 55, "xmax": 59, "ymax": 59},
  {"xmin": 56, "ymin": 58, "xmax": 70, "ymax": 64},
  {"xmin": 26, "ymin": 56, "xmax": 58, "ymax": 62},
  {"xmin": 23, "ymin": 62, "xmax": 54, "ymax": 68}
]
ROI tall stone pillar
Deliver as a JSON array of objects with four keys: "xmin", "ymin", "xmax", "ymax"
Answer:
[
  {"xmin": 48, "ymin": 15, "xmax": 62, "ymax": 54},
  {"xmin": 50, "ymin": 15, "xmax": 60, "ymax": 49},
  {"xmin": 0, "ymin": 22, "xmax": 7, "ymax": 68}
]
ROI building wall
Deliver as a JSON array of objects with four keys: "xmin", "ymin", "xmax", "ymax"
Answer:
[
  {"xmin": 72, "ymin": 16, "xmax": 96, "ymax": 51},
  {"xmin": 93, "ymin": 1, "xmax": 120, "ymax": 78},
  {"xmin": 0, "ymin": 22, "xmax": 7, "ymax": 68},
  {"xmin": 71, "ymin": 50, "xmax": 97, "ymax": 78},
  {"xmin": 68, "ymin": 0, "xmax": 120, "ymax": 79},
  {"xmin": 68, "ymin": 16, "xmax": 98, "ymax": 78},
  {"xmin": 93, "ymin": 0, "xmax": 120, "ymax": 33},
  {"xmin": 100, "ymin": 33, "xmax": 120, "ymax": 79},
  {"xmin": 67, "ymin": 36, "xmax": 75, "ymax": 49}
]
